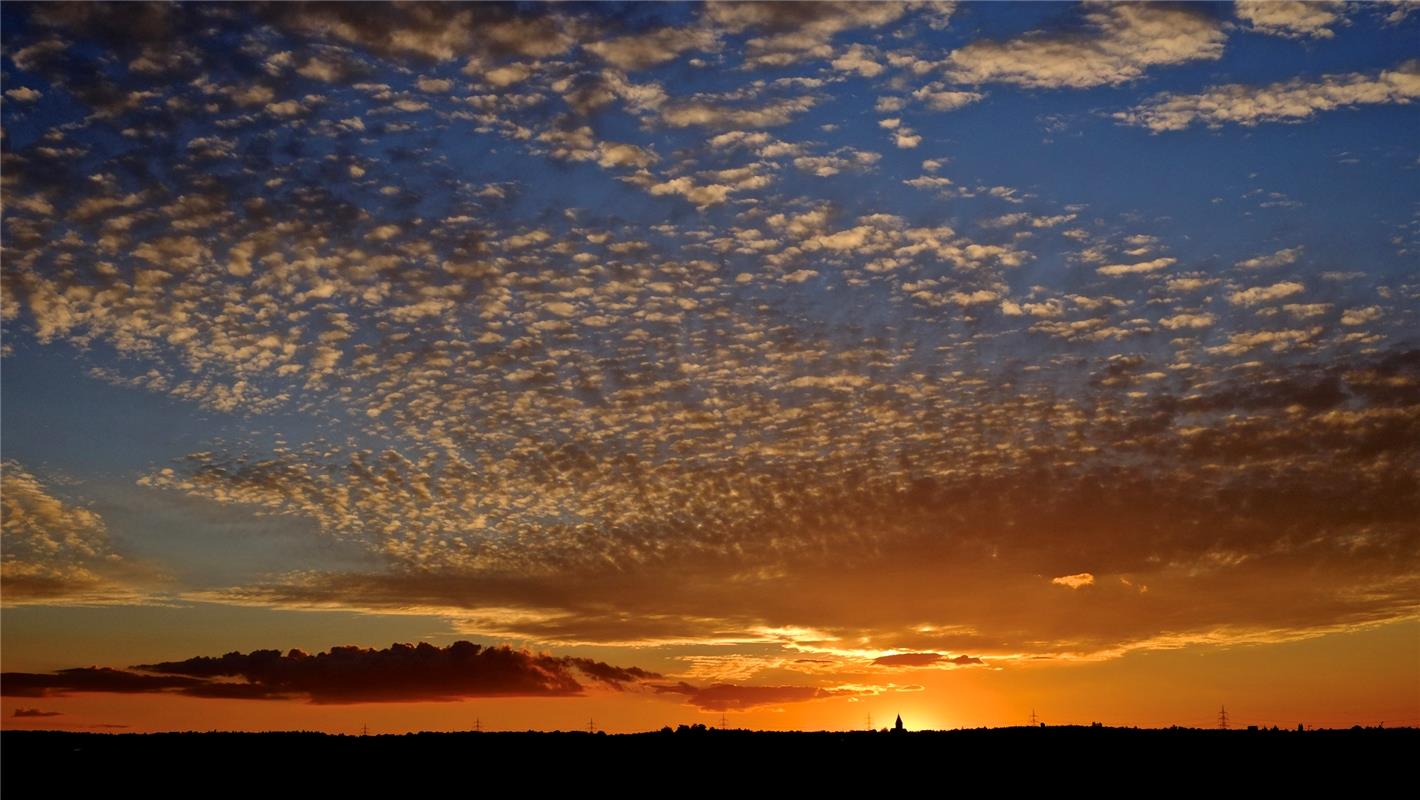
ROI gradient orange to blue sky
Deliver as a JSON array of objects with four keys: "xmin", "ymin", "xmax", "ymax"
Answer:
[{"xmin": 2, "ymin": 1, "xmax": 1418, "ymax": 733}]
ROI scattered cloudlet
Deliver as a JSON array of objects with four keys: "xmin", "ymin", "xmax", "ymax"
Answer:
[
  {"xmin": 1235, "ymin": 1, "xmax": 1347, "ymax": 40},
  {"xmin": 1051, "ymin": 573, "xmax": 1096, "ymax": 590},
  {"xmin": 1236, "ymin": 246, "xmax": 1304, "ymax": 270}
]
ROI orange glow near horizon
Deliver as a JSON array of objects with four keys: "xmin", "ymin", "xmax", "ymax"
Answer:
[{"xmin": 4, "ymin": 620, "xmax": 1416, "ymax": 734}]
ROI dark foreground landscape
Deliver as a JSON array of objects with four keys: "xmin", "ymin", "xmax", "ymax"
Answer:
[{"xmin": 4, "ymin": 726, "xmax": 1415, "ymax": 789}]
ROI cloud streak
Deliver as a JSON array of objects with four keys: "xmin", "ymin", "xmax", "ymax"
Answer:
[
  {"xmin": 652, "ymin": 681, "xmax": 873, "ymax": 711},
  {"xmin": 871, "ymin": 653, "xmax": 984, "ymax": 668},
  {"xmin": 1117, "ymin": 61, "xmax": 1420, "ymax": 132}
]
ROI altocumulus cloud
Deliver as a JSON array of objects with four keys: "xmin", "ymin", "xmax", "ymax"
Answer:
[{"xmin": 2, "ymin": 0, "xmax": 1417, "ymax": 675}]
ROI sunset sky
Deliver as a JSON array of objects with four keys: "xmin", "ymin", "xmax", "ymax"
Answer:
[{"xmin": 2, "ymin": 1, "xmax": 1418, "ymax": 734}]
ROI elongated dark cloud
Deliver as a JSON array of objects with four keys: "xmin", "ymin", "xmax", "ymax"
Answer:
[
  {"xmin": 3, "ymin": 642, "xmax": 662, "ymax": 704},
  {"xmin": 1, "ymin": 667, "xmax": 206, "ymax": 698},
  {"xmin": 871, "ymin": 653, "xmax": 983, "ymax": 668},
  {"xmin": 651, "ymin": 681, "xmax": 870, "ymax": 711},
  {"xmin": 12, "ymin": 708, "xmax": 63, "ymax": 718}
]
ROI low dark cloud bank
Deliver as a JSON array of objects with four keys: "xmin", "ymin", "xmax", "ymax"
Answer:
[{"xmin": 2, "ymin": 641, "xmax": 662, "ymax": 704}]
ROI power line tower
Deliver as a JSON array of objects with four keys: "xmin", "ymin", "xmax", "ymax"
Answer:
[
  {"xmin": 474, "ymin": 717, "xmax": 481, "ymax": 733},
  {"xmin": 588, "ymin": 718, "xmax": 596, "ymax": 734},
  {"xmin": 361, "ymin": 723, "xmax": 368, "ymax": 737},
  {"xmin": 1217, "ymin": 705, "xmax": 1230, "ymax": 730},
  {"xmin": 866, "ymin": 714, "xmax": 873, "ymax": 731},
  {"xmin": 720, "ymin": 712, "xmax": 728, "ymax": 730},
  {"xmin": 1029, "ymin": 709, "xmax": 1039, "ymax": 726}
]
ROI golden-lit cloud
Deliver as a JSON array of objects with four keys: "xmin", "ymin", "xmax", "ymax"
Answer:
[
  {"xmin": 945, "ymin": 4, "xmax": 1225, "ymax": 89},
  {"xmin": 1236, "ymin": 246, "xmax": 1304, "ymax": 270},
  {"xmin": 1235, "ymin": 1, "xmax": 1346, "ymax": 40},
  {"xmin": 1051, "ymin": 573, "xmax": 1096, "ymax": 590},
  {"xmin": 1, "ymin": 461, "xmax": 160, "ymax": 605},
  {"xmin": 707, "ymin": 0, "xmax": 915, "ymax": 68},
  {"xmin": 1117, "ymin": 61, "xmax": 1420, "ymax": 131}
]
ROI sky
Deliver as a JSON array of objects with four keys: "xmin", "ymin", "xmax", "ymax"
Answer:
[{"xmin": 1, "ymin": 1, "xmax": 1418, "ymax": 734}]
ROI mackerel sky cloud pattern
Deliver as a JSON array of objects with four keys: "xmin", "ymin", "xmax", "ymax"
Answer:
[{"xmin": 1, "ymin": 1, "xmax": 1417, "ymax": 730}]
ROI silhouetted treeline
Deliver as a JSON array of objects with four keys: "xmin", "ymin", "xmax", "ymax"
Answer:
[{"xmin": 3, "ymin": 726, "xmax": 1414, "ymax": 791}]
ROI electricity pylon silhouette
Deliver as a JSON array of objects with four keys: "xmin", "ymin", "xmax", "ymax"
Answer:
[
  {"xmin": 1029, "ymin": 709, "xmax": 1039, "ymax": 726},
  {"xmin": 1217, "ymin": 706, "xmax": 1230, "ymax": 730}
]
